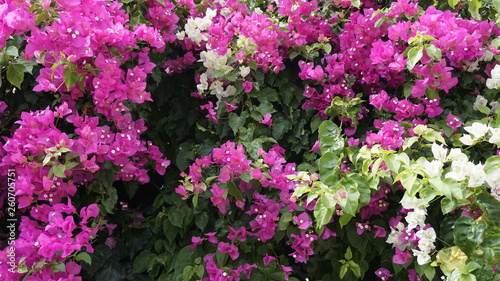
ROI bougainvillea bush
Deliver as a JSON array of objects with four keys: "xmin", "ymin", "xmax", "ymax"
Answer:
[{"xmin": 1, "ymin": 0, "xmax": 500, "ymax": 280}]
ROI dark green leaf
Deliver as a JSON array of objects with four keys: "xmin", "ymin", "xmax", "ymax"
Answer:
[
  {"xmin": 133, "ymin": 251, "xmax": 156, "ymax": 274},
  {"xmin": 7, "ymin": 63, "xmax": 25, "ymax": 89},
  {"xmin": 454, "ymin": 216, "xmax": 487, "ymax": 256},
  {"xmin": 94, "ymin": 260, "xmax": 126, "ymax": 281}
]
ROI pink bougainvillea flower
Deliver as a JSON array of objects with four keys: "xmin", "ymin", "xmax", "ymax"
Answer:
[
  {"xmin": 217, "ymin": 242, "xmax": 239, "ymax": 260},
  {"xmin": 200, "ymin": 101, "xmax": 218, "ymax": 124},
  {"xmin": 293, "ymin": 212, "xmax": 312, "ymax": 230},
  {"xmin": 259, "ymin": 113, "xmax": 273, "ymax": 127},
  {"xmin": 375, "ymin": 268, "xmax": 393, "ymax": 280},
  {"xmin": 446, "ymin": 113, "xmax": 462, "ymax": 130},
  {"xmin": 393, "ymin": 247, "xmax": 412, "ymax": 264},
  {"xmin": 263, "ymin": 254, "xmax": 276, "ymax": 266},
  {"xmin": 242, "ymin": 81, "xmax": 253, "ymax": 93},
  {"xmin": 223, "ymin": 101, "xmax": 238, "ymax": 112}
]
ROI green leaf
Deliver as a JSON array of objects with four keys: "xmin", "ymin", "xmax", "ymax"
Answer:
[
  {"xmin": 319, "ymin": 120, "xmax": 341, "ymax": 140},
  {"xmin": 448, "ymin": 0, "xmax": 459, "ymax": 7},
  {"xmin": 124, "ymin": 181, "xmax": 140, "ymax": 199},
  {"xmin": 272, "ymin": 117, "xmax": 291, "ymax": 140},
  {"xmin": 257, "ymin": 100, "xmax": 276, "ymax": 115},
  {"xmin": 228, "ymin": 112, "xmax": 246, "ymax": 135},
  {"xmin": 475, "ymin": 104, "xmax": 491, "ymax": 115},
  {"xmin": 324, "ymin": 44, "xmax": 332, "ymax": 54},
  {"xmin": 226, "ymin": 181, "xmax": 243, "ymax": 201},
  {"xmin": 476, "ymin": 193, "xmax": 500, "ymax": 226},
  {"xmin": 493, "ymin": 0, "xmax": 500, "ymax": 11},
  {"xmin": 319, "ymin": 152, "xmax": 340, "ymax": 186},
  {"xmin": 339, "ymin": 213, "xmax": 353, "ymax": 227},
  {"xmin": 183, "ymin": 265, "xmax": 195, "ymax": 281},
  {"xmin": 53, "ymin": 263, "xmax": 66, "ymax": 272},
  {"xmin": 195, "ymin": 212, "xmax": 209, "ymax": 231},
  {"xmin": 345, "ymin": 247, "xmax": 353, "ymax": 260},
  {"xmin": 403, "ymin": 136, "xmax": 419, "ymax": 150},
  {"xmin": 52, "ymin": 164, "xmax": 67, "ymax": 178},
  {"xmin": 385, "ymin": 154, "xmax": 401, "ymax": 173},
  {"xmin": 468, "ymin": 0, "xmax": 482, "ymax": 20},
  {"xmin": 314, "ymin": 199, "xmax": 334, "ymax": 231},
  {"xmin": 484, "ymin": 156, "xmax": 500, "ymax": 175},
  {"xmin": 453, "ymin": 216, "xmax": 487, "ymax": 256},
  {"xmin": 102, "ymin": 185, "xmax": 118, "ymax": 214},
  {"xmin": 425, "ymin": 44, "xmax": 442, "ymax": 61},
  {"xmin": 441, "ymin": 197, "xmax": 457, "ymax": 214},
  {"xmin": 7, "ymin": 63, "xmax": 25, "ymax": 89},
  {"xmin": 350, "ymin": 173, "xmax": 371, "ymax": 208},
  {"xmin": 195, "ymin": 265, "xmax": 205, "ymax": 279},
  {"xmin": 340, "ymin": 264, "xmax": 349, "ymax": 279},
  {"xmin": 6, "ymin": 46, "xmax": 18, "ymax": 57},
  {"xmin": 406, "ymin": 46, "xmax": 424, "ymax": 70},
  {"xmin": 348, "ymin": 260, "xmax": 361, "ymax": 278},
  {"xmin": 94, "ymin": 260, "xmax": 126, "ymax": 281},
  {"xmin": 429, "ymin": 177, "xmax": 452, "ymax": 199},
  {"xmin": 133, "ymin": 250, "xmax": 156, "ymax": 274},
  {"xmin": 396, "ymin": 170, "xmax": 417, "ymax": 195},
  {"xmin": 76, "ymin": 252, "xmax": 92, "ymax": 265},
  {"xmin": 341, "ymin": 180, "xmax": 360, "ymax": 216},
  {"xmin": 64, "ymin": 67, "xmax": 81, "ymax": 90},
  {"xmin": 482, "ymin": 232, "xmax": 500, "ymax": 266}
]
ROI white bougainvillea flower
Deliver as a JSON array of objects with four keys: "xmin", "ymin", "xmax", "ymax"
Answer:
[
  {"xmin": 464, "ymin": 122, "xmax": 489, "ymax": 138},
  {"xmin": 446, "ymin": 160, "xmax": 470, "ymax": 182},
  {"xmin": 405, "ymin": 207, "xmax": 427, "ymax": 230},
  {"xmin": 486, "ymin": 65, "xmax": 500, "ymax": 89},
  {"xmin": 459, "ymin": 134, "xmax": 474, "ymax": 145},
  {"xmin": 446, "ymin": 148, "xmax": 468, "ymax": 162},
  {"xmin": 489, "ymin": 127, "xmax": 500, "ymax": 145},
  {"xmin": 412, "ymin": 248, "xmax": 432, "ymax": 265},
  {"xmin": 431, "ymin": 143, "xmax": 448, "ymax": 162},
  {"xmin": 468, "ymin": 163, "xmax": 486, "ymax": 187},
  {"xmin": 401, "ymin": 196, "xmax": 419, "ymax": 210},
  {"xmin": 423, "ymin": 160, "xmax": 443, "ymax": 178}
]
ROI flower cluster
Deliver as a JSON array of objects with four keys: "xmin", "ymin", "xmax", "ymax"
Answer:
[
  {"xmin": 386, "ymin": 197, "xmax": 436, "ymax": 265},
  {"xmin": 177, "ymin": 141, "xmax": 333, "ymax": 278}
]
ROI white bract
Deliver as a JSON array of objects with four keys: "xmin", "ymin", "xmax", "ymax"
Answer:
[
  {"xmin": 489, "ymin": 127, "xmax": 500, "ymax": 145},
  {"xmin": 423, "ymin": 160, "xmax": 443, "ymax": 178},
  {"xmin": 405, "ymin": 207, "xmax": 427, "ymax": 230},
  {"xmin": 431, "ymin": 143, "xmax": 448, "ymax": 163},
  {"xmin": 464, "ymin": 122, "xmax": 489, "ymax": 138},
  {"xmin": 183, "ymin": 8, "xmax": 217, "ymax": 45},
  {"xmin": 486, "ymin": 65, "xmax": 500, "ymax": 89}
]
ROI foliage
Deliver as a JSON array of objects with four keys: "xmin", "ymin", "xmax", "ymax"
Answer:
[{"xmin": 0, "ymin": 0, "xmax": 500, "ymax": 280}]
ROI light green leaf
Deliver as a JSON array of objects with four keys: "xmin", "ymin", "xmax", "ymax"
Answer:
[
  {"xmin": 52, "ymin": 165, "xmax": 67, "ymax": 178},
  {"xmin": 345, "ymin": 247, "xmax": 353, "ymax": 260},
  {"xmin": 183, "ymin": 265, "xmax": 195, "ymax": 281},
  {"xmin": 484, "ymin": 156, "xmax": 500, "ymax": 175},
  {"xmin": 347, "ymin": 260, "xmax": 361, "ymax": 277},
  {"xmin": 76, "ymin": 252, "xmax": 92, "ymax": 265},
  {"xmin": 448, "ymin": 0, "xmax": 459, "ymax": 8},
  {"xmin": 407, "ymin": 46, "xmax": 423, "ymax": 70},
  {"xmin": 425, "ymin": 44, "xmax": 442, "ymax": 61},
  {"xmin": 314, "ymin": 199, "xmax": 334, "ymax": 231},
  {"xmin": 340, "ymin": 264, "xmax": 348, "ymax": 279},
  {"xmin": 468, "ymin": 0, "xmax": 482, "ymax": 20},
  {"xmin": 6, "ymin": 46, "xmax": 18, "ymax": 57},
  {"xmin": 64, "ymin": 68, "xmax": 81, "ymax": 90},
  {"xmin": 53, "ymin": 263, "xmax": 66, "ymax": 272},
  {"xmin": 493, "ymin": 0, "xmax": 500, "ymax": 11}
]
